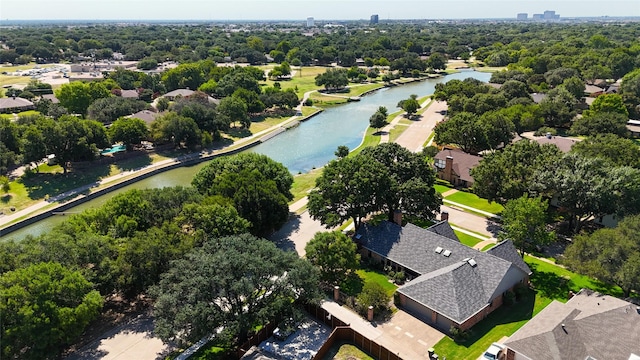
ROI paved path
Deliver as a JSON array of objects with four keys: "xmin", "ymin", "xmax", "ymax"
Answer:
[
  {"xmin": 394, "ymin": 100, "xmax": 447, "ymax": 153},
  {"xmin": 321, "ymin": 301, "xmax": 443, "ymax": 360},
  {"xmin": 66, "ymin": 315, "xmax": 169, "ymax": 360},
  {"xmin": 442, "ymin": 204, "xmax": 500, "ymax": 240}
]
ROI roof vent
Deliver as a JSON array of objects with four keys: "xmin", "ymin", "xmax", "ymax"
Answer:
[
  {"xmin": 468, "ymin": 258, "xmax": 477, "ymax": 267},
  {"xmin": 435, "ymin": 247, "xmax": 443, "ymax": 254},
  {"xmin": 443, "ymin": 250, "xmax": 451, "ymax": 257}
]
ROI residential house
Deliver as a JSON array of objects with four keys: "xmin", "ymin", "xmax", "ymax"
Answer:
[
  {"xmin": 120, "ymin": 89, "xmax": 139, "ymax": 99},
  {"xmin": 41, "ymin": 94, "xmax": 59, "ymax": 104},
  {"xmin": 525, "ymin": 134, "xmax": 579, "ymax": 153},
  {"xmin": 503, "ymin": 289, "xmax": 640, "ymax": 360},
  {"xmin": 355, "ymin": 219, "xmax": 531, "ymax": 333},
  {"xmin": 0, "ymin": 97, "xmax": 35, "ymax": 113},
  {"xmin": 162, "ymin": 89, "xmax": 220, "ymax": 105},
  {"xmin": 129, "ymin": 110, "xmax": 160, "ymax": 126},
  {"xmin": 584, "ymin": 84, "xmax": 604, "ymax": 97},
  {"xmin": 434, "ymin": 147, "xmax": 481, "ymax": 188}
]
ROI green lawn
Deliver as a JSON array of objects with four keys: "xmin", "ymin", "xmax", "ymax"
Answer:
[
  {"xmin": 348, "ymin": 83, "xmax": 384, "ymax": 97},
  {"xmin": 323, "ymin": 342, "xmax": 375, "ymax": 360},
  {"xmin": 481, "ymin": 243, "xmax": 495, "ymax": 251},
  {"xmin": 290, "ymin": 168, "xmax": 322, "ymax": 203},
  {"xmin": 524, "ymin": 255, "xmax": 624, "ymax": 300},
  {"xmin": 434, "ymin": 289, "xmax": 551, "ymax": 360},
  {"xmin": 434, "ymin": 255, "xmax": 626, "ymax": 360},
  {"xmin": 434, "ymin": 184, "xmax": 453, "ymax": 194},
  {"xmin": 454, "ymin": 230, "xmax": 483, "ymax": 248},
  {"xmin": 349, "ymin": 127, "xmax": 381, "ymax": 157},
  {"xmin": 342, "ymin": 268, "xmax": 398, "ymax": 297},
  {"xmin": 444, "ymin": 191, "xmax": 504, "ymax": 215},
  {"xmin": 262, "ymin": 66, "xmax": 328, "ymax": 98},
  {"xmin": 388, "ymin": 124, "xmax": 408, "ymax": 143}
]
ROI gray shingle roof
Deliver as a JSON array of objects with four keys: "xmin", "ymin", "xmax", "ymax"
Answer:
[
  {"xmin": 425, "ymin": 220, "xmax": 459, "ymax": 242},
  {"xmin": 356, "ymin": 221, "xmax": 528, "ymax": 324},
  {"xmin": 505, "ymin": 289, "xmax": 640, "ymax": 360},
  {"xmin": 486, "ymin": 240, "xmax": 532, "ymax": 275}
]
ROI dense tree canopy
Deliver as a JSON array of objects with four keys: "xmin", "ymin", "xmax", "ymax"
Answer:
[
  {"xmin": 305, "ymin": 231, "xmax": 360, "ymax": 285},
  {"xmin": 564, "ymin": 215, "xmax": 640, "ymax": 297},
  {"xmin": 499, "ymin": 195, "xmax": 554, "ymax": 257},
  {"xmin": 151, "ymin": 234, "xmax": 321, "ymax": 345},
  {"xmin": 0, "ymin": 262, "xmax": 103, "ymax": 360},
  {"xmin": 470, "ymin": 140, "xmax": 562, "ymax": 204}
]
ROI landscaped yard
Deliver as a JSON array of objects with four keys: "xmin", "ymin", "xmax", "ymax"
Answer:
[
  {"xmin": 444, "ymin": 190, "xmax": 504, "ymax": 215},
  {"xmin": 290, "ymin": 168, "xmax": 322, "ymax": 202},
  {"xmin": 433, "ymin": 254, "xmax": 625, "ymax": 360},
  {"xmin": 433, "ymin": 289, "xmax": 550, "ymax": 360},
  {"xmin": 261, "ymin": 66, "xmax": 328, "ymax": 97},
  {"xmin": 434, "ymin": 183, "xmax": 452, "ymax": 194},
  {"xmin": 341, "ymin": 267, "xmax": 398, "ymax": 297},
  {"xmin": 454, "ymin": 230, "xmax": 483, "ymax": 248},
  {"xmin": 323, "ymin": 342, "xmax": 375, "ymax": 360}
]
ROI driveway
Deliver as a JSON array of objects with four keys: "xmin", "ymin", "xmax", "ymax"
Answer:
[
  {"xmin": 66, "ymin": 315, "xmax": 170, "ymax": 360},
  {"xmin": 395, "ymin": 100, "xmax": 448, "ymax": 152},
  {"xmin": 442, "ymin": 204, "xmax": 500, "ymax": 239},
  {"xmin": 269, "ymin": 211, "xmax": 332, "ymax": 257},
  {"xmin": 376, "ymin": 310, "xmax": 445, "ymax": 359}
]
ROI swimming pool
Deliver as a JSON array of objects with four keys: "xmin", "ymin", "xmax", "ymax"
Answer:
[{"xmin": 100, "ymin": 144, "xmax": 127, "ymax": 155}]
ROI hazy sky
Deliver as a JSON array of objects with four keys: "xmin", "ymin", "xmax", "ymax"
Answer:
[{"xmin": 2, "ymin": 0, "xmax": 639, "ymax": 20}]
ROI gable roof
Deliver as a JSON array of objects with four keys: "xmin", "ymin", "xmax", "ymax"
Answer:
[
  {"xmin": 434, "ymin": 148, "xmax": 481, "ymax": 183},
  {"xmin": 400, "ymin": 260, "xmax": 491, "ymax": 323},
  {"xmin": 0, "ymin": 97, "xmax": 34, "ymax": 110},
  {"xmin": 164, "ymin": 88, "xmax": 195, "ymax": 98},
  {"xmin": 120, "ymin": 89, "xmax": 139, "ymax": 98},
  {"xmin": 356, "ymin": 221, "xmax": 528, "ymax": 324},
  {"xmin": 505, "ymin": 289, "xmax": 640, "ymax": 360},
  {"xmin": 130, "ymin": 110, "xmax": 160, "ymax": 125},
  {"xmin": 486, "ymin": 240, "xmax": 532, "ymax": 275},
  {"xmin": 425, "ymin": 220, "xmax": 459, "ymax": 242}
]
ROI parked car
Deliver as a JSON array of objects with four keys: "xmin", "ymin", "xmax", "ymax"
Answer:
[{"xmin": 483, "ymin": 343, "xmax": 505, "ymax": 360}]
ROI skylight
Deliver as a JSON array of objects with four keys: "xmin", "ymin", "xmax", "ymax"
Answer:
[
  {"xmin": 443, "ymin": 250, "xmax": 451, "ymax": 257},
  {"xmin": 435, "ymin": 247, "xmax": 443, "ymax": 254}
]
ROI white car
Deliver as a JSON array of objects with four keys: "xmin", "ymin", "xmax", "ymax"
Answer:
[{"xmin": 483, "ymin": 343, "xmax": 505, "ymax": 360}]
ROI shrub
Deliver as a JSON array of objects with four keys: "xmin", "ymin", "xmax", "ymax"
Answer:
[
  {"xmin": 504, "ymin": 290, "xmax": 516, "ymax": 305},
  {"xmin": 450, "ymin": 326, "xmax": 470, "ymax": 342},
  {"xmin": 357, "ymin": 281, "xmax": 390, "ymax": 316},
  {"xmin": 304, "ymin": 98, "xmax": 313, "ymax": 106},
  {"xmin": 394, "ymin": 271, "xmax": 405, "ymax": 285},
  {"xmin": 514, "ymin": 283, "xmax": 529, "ymax": 300}
]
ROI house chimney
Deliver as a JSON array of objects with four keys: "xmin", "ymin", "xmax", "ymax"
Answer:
[
  {"xmin": 441, "ymin": 211, "xmax": 449, "ymax": 221},
  {"xmin": 393, "ymin": 210, "xmax": 403, "ymax": 226}
]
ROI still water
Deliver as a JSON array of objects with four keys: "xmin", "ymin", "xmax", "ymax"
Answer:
[{"xmin": 2, "ymin": 70, "xmax": 491, "ymax": 240}]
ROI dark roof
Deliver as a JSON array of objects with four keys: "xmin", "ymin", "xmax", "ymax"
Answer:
[
  {"xmin": 486, "ymin": 240, "xmax": 532, "ymax": 275},
  {"xmin": 425, "ymin": 220, "xmax": 459, "ymax": 242},
  {"xmin": 434, "ymin": 148, "xmax": 481, "ymax": 183},
  {"xmin": 505, "ymin": 289, "xmax": 640, "ymax": 360},
  {"xmin": 356, "ymin": 221, "xmax": 528, "ymax": 324},
  {"xmin": 400, "ymin": 260, "xmax": 491, "ymax": 323}
]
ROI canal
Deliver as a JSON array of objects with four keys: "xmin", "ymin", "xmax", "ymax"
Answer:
[{"xmin": 1, "ymin": 70, "xmax": 491, "ymax": 240}]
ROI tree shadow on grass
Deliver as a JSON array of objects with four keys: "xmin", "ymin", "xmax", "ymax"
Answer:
[
  {"xmin": 1, "ymin": 194, "xmax": 12, "ymax": 204},
  {"xmin": 340, "ymin": 272, "xmax": 364, "ymax": 297},
  {"xmin": 226, "ymin": 127, "xmax": 252, "ymax": 139},
  {"xmin": 453, "ymin": 289, "xmax": 536, "ymax": 346},
  {"xmin": 22, "ymin": 164, "xmax": 112, "ymax": 201},
  {"xmin": 528, "ymin": 263, "xmax": 571, "ymax": 300},
  {"xmin": 115, "ymin": 153, "xmax": 152, "ymax": 172}
]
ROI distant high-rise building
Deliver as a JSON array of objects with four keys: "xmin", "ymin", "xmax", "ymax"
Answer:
[
  {"xmin": 306, "ymin": 17, "xmax": 314, "ymax": 27},
  {"xmin": 517, "ymin": 13, "xmax": 528, "ymax": 20},
  {"xmin": 532, "ymin": 14, "xmax": 544, "ymax": 20},
  {"xmin": 543, "ymin": 10, "xmax": 560, "ymax": 20},
  {"xmin": 370, "ymin": 14, "xmax": 379, "ymax": 24}
]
